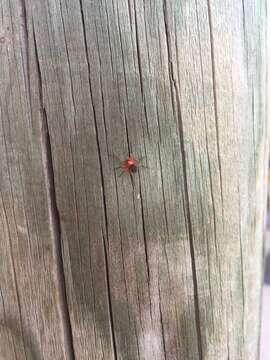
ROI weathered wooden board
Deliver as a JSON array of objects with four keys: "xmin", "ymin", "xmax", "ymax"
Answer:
[
  {"xmin": 0, "ymin": 0, "xmax": 268, "ymax": 359},
  {"xmin": 0, "ymin": 0, "xmax": 67, "ymax": 359}
]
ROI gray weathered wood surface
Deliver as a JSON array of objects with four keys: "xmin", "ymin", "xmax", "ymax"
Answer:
[{"xmin": 0, "ymin": 0, "xmax": 268, "ymax": 359}]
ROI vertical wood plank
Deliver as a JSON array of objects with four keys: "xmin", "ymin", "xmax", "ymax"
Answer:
[
  {"xmin": 29, "ymin": 0, "xmax": 116, "ymax": 358},
  {"xmin": 0, "ymin": 0, "xmax": 68, "ymax": 358}
]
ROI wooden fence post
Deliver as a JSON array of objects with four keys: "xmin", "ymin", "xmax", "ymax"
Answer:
[{"xmin": 0, "ymin": 0, "xmax": 268, "ymax": 359}]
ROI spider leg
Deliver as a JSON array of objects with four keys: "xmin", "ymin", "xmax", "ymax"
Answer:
[
  {"xmin": 114, "ymin": 166, "xmax": 121, "ymax": 170},
  {"xmin": 109, "ymin": 153, "xmax": 123, "ymax": 168},
  {"xmin": 138, "ymin": 156, "xmax": 150, "ymax": 168},
  {"xmin": 129, "ymin": 173, "xmax": 135, "ymax": 188},
  {"xmin": 118, "ymin": 171, "xmax": 125, "ymax": 178}
]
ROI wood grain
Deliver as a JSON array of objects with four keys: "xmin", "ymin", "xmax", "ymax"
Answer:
[
  {"xmin": 0, "ymin": 0, "xmax": 67, "ymax": 358},
  {"xmin": 0, "ymin": 0, "xmax": 268, "ymax": 359}
]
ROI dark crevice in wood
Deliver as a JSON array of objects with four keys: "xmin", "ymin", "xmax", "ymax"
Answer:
[
  {"xmin": 114, "ymin": 2, "xmax": 133, "ymax": 156},
  {"xmin": 132, "ymin": 0, "xmax": 143, "ymax": 101},
  {"xmin": 138, "ymin": 181, "xmax": 150, "ymax": 282},
  {"xmin": 257, "ymin": 223, "xmax": 266, "ymax": 359},
  {"xmin": 130, "ymin": 265, "xmax": 142, "ymax": 360},
  {"xmin": 194, "ymin": 0, "xmax": 227, "ymax": 341},
  {"xmin": 102, "ymin": 231, "xmax": 118, "ymax": 360},
  {"xmin": 115, "ymin": 1, "xmax": 131, "ymax": 113},
  {"xmin": 162, "ymin": 4, "xmax": 177, "ymax": 120},
  {"xmin": 40, "ymin": 108, "xmax": 76, "ymax": 360},
  {"xmin": 103, "ymin": 1, "xmax": 115, "ymax": 76},
  {"xmin": 125, "ymin": 2, "xmax": 136, "ymax": 75},
  {"xmin": 158, "ymin": 281, "xmax": 167, "ymax": 360},
  {"xmin": 155, "ymin": 90, "xmax": 163, "ymax": 143},
  {"xmin": 162, "ymin": 1, "xmax": 203, "ymax": 359},
  {"xmin": 32, "ymin": 28, "xmax": 75, "ymax": 360},
  {"xmin": 86, "ymin": 28, "xmax": 116, "ymax": 360},
  {"xmin": 130, "ymin": 0, "xmax": 153, "ymax": 318},
  {"xmin": 158, "ymin": 145, "xmax": 169, "ymax": 240},
  {"xmin": 206, "ymin": 0, "xmax": 225, "ymax": 225},
  {"xmin": 241, "ymin": 0, "xmax": 249, "ymax": 82},
  {"xmin": 77, "ymin": 2, "xmax": 117, "ymax": 359},
  {"xmin": 20, "ymin": 0, "xmax": 33, "ymax": 126},
  {"xmin": 251, "ymin": 88, "xmax": 257, "ymax": 175},
  {"xmin": 142, "ymin": 1, "xmax": 151, "ymax": 74},
  {"xmin": 175, "ymin": 88, "xmax": 203, "ymax": 360},
  {"xmin": 133, "ymin": 1, "xmax": 150, "ymax": 139},
  {"xmin": 58, "ymin": 0, "xmax": 76, "ymax": 123},
  {"xmin": 237, "ymin": 184, "xmax": 246, "ymax": 333},
  {"xmin": 123, "ymin": 107, "xmax": 132, "ymax": 156},
  {"xmin": 92, "ymin": 21, "xmax": 111, "ymax": 160},
  {"xmin": 194, "ymin": 0, "xmax": 219, "ymax": 260},
  {"xmin": 114, "ymin": 178, "xmax": 138, "ymax": 359},
  {"xmin": 257, "ymin": 220, "xmax": 266, "ymax": 359},
  {"xmin": 194, "ymin": 0, "xmax": 223, "ymax": 323},
  {"xmin": 196, "ymin": 154, "xmax": 214, "ymax": 327}
]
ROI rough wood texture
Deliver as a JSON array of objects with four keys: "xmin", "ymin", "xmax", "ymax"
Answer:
[
  {"xmin": 0, "ymin": 0, "xmax": 68, "ymax": 359},
  {"xmin": 0, "ymin": 0, "xmax": 268, "ymax": 359}
]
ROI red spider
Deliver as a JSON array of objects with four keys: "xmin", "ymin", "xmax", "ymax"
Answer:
[{"xmin": 115, "ymin": 155, "xmax": 147, "ymax": 186}]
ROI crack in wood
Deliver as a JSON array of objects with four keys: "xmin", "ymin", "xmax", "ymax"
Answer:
[
  {"xmin": 77, "ymin": 2, "xmax": 118, "ymax": 358},
  {"xmin": 158, "ymin": 280, "xmax": 167, "ymax": 360},
  {"xmin": 162, "ymin": 1, "xmax": 203, "ymax": 358},
  {"xmin": 32, "ymin": 26, "xmax": 75, "ymax": 360},
  {"xmin": 206, "ymin": 0, "xmax": 225, "ymax": 225}
]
